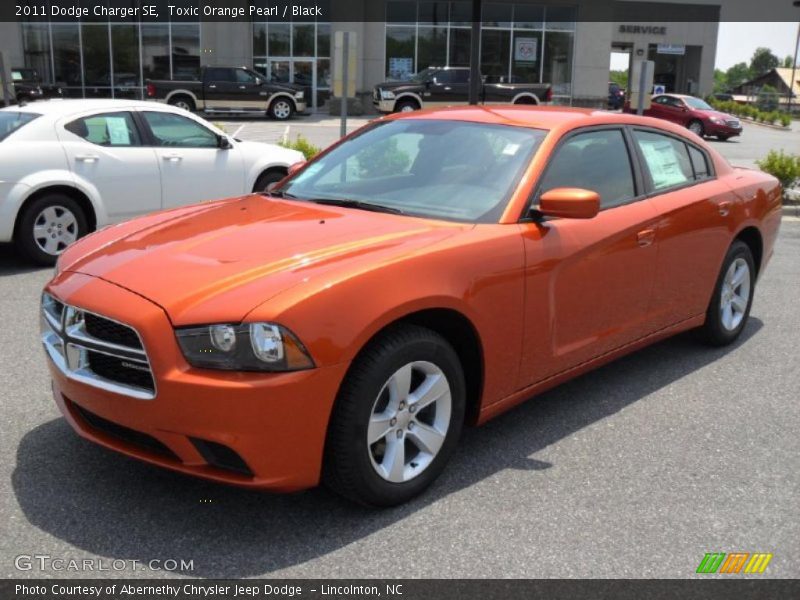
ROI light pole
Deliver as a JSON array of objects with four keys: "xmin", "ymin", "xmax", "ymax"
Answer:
[{"xmin": 789, "ymin": 15, "xmax": 800, "ymax": 114}]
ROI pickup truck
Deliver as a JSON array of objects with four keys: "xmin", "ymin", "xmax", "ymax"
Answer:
[
  {"xmin": 146, "ymin": 66, "xmax": 307, "ymax": 120},
  {"xmin": 11, "ymin": 68, "xmax": 62, "ymax": 103},
  {"xmin": 373, "ymin": 66, "xmax": 552, "ymax": 113}
]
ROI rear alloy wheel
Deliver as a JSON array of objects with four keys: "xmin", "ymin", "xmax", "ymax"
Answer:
[
  {"xmin": 269, "ymin": 98, "xmax": 294, "ymax": 121},
  {"xmin": 699, "ymin": 240, "xmax": 755, "ymax": 346},
  {"xmin": 16, "ymin": 194, "xmax": 88, "ymax": 266},
  {"xmin": 687, "ymin": 120, "xmax": 705, "ymax": 137},
  {"xmin": 324, "ymin": 324, "xmax": 465, "ymax": 506}
]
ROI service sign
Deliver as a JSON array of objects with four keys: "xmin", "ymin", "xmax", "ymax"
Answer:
[
  {"xmin": 657, "ymin": 44, "xmax": 686, "ymax": 55},
  {"xmin": 514, "ymin": 38, "xmax": 538, "ymax": 63}
]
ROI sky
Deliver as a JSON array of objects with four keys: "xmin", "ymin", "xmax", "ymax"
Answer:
[
  {"xmin": 715, "ymin": 22, "xmax": 799, "ymax": 70},
  {"xmin": 610, "ymin": 22, "xmax": 799, "ymax": 71}
]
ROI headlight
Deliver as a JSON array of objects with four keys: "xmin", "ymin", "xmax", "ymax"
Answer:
[
  {"xmin": 380, "ymin": 90, "xmax": 395, "ymax": 100},
  {"xmin": 710, "ymin": 116, "xmax": 724, "ymax": 124},
  {"xmin": 294, "ymin": 91, "xmax": 304, "ymax": 99},
  {"xmin": 176, "ymin": 322, "xmax": 314, "ymax": 372}
]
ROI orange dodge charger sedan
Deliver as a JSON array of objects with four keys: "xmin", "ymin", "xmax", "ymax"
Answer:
[{"xmin": 41, "ymin": 106, "xmax": 781, "ymax": 506}]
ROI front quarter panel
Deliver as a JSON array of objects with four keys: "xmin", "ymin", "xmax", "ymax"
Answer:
[{"xmin": 246, "ymin": 225, "xmax": 528, "ymax": 409}]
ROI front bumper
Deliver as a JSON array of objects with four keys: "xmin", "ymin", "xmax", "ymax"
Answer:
[
  {"xmin": 373, "ymin": 99, "xmax": 396, "ymax": 113},
  {"xmin": 705, "ymin": 121, "xmax": 741, "ymax": 137},
  {"xmin": 295, "ymin": 99, "xmax": 307, "ymax": 113},
  {"xmin": 44, "ymin": 272, "xmax": 348, "ymax": 491}
]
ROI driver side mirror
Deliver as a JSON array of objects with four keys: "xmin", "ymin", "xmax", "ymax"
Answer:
[
  {"xmin": 217, "ymin": 135, "xmax": 232, "ymax": 150},
  {"xmin": 287, "ymin": 160, "xmax": 307, "ymax": 176},
  {"xmin": 537, "ymin": 188, "xmax": 600, "ymax": 219}
]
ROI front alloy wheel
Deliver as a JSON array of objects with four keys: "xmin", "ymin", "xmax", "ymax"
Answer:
[
  {"xmin": 368, "ymin": 361, "xmax": 452, "ymax": 483},
  {"xmin": 324, "ymin": 324, "xmax": 465, "ymax": 506},
  {"xmin": 33, "ymin": 205, "xmax": 79, "ymax": 256},
  {"xmin": 688, "ymin": 120, "xmax": 704, "ymax": 136}
]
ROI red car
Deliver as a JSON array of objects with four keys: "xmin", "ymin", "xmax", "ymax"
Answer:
[{"xmin": 627, "ymin": 94, "xmax": 742, "ymax": 141}]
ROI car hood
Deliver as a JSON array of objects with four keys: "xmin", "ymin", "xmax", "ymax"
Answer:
[
  {"xmin": 700, "ymin": 109, "xmax": 735, "ymax": 121},
  {"xmin": 376, "ymin": 80, "xmax": 422, "ymax": 92},
  {"xmin": 61, "ymin": 196, "xmax": 461, "ymax": 325}
]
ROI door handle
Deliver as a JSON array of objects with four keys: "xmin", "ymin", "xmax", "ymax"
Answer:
[
  {"xmin": 718, "ymin": 201, "xmax": 732, "ymax": 217},
  {"xmin": 636, "ymin": 228, "xmax": 656, "ymax": 247},
  {"xmin": 208, "ymin": 84, "xmax": 217, "ymax": 89},
  {"xmin": 444, "ymin": 86, "xmax": 451, "ymax": 91},
  {"xmin": 75, "ymin": 154, "xmax": 99, "ymax": 163},
  {"xmin": 162, "ymin": 153, "xmax": 183, "ymax": 162},
  {"xmin": 239, "ymin": 85, "xmax": 246, "ymax": 89}
]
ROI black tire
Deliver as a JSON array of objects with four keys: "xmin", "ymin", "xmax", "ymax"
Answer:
[
  {"xmin": 394, "ymin": 99, "xmax": 420, "ymax": 113},
  {"xmin": 323, "ymin": 324, "xmax": 466, "ymax": 507},
  {"xmin": 15, "ymin": 193, "xmax": 88, "ymax": 266},
  {"xmin": 698, "ymin": 240, "xmax": 755, "ymax": 346},
  {"xmin": 268, "ymin": 97, "xmax": 295, "ymax": 121},
  {"xmin": 687, "ymin": 120, "xmax": 705, "ymax": 137},
  {"xmin": 252, "ymin": 169, "xmax": 288, "ymax": 193},
  {"xmin": 716, "ymin": 134, "xmax": 731, "ymax": 141},
  {"xmin": 168, "ymin": 95, "xmax": 195, "ymax": 112}
]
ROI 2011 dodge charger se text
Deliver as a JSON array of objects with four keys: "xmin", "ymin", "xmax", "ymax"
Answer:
[{"xmin": 41, "ymin": 107, "xmax": 781, "ymax": 506}]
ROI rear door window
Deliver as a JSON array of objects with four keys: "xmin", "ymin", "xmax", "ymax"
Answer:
[
  {"xmin": 632, "ymin": 130, "xmax": 694, "ymax": 191},
  {"xmin": 64, "ymin": 112, "xmax": 142, "ymax": 147}
]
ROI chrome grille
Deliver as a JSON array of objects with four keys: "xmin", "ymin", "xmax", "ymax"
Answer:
[
  {"xmin": 41, "ymin": 293, "xmax": 155, "ymax": 399},
  {"xmin": 726, "ymin": 119, "xmax": 740, "ymax": 128}
]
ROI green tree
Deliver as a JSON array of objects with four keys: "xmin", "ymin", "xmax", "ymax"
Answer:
[
  {"xmin": 783, "ymin": 55, "xmax": 795, "ymax": 68},
  {"xmin": 725, "ymin": 62, "xmax": 751, "ymax": 89},
  {"xmin": 749, "ymin": 47, "xmax": 779, "ymax": 76},
  {"xmin": 609, "ymin": 70, "xmax": 628, "ymax": 88},
  {"xmin": 713, "ymin": 69, "xmax": 728, "ymax": 93}
]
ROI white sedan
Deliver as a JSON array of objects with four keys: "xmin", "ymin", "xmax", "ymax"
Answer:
[{"xmin": 0, "ymin": 99, "xmax": 304, "ymax": 264}]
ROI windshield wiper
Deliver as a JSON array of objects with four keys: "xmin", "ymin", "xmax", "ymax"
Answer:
[
  {"xmin": 261, "ymin": 189, "xmax": 297, "ymax": 199},
  {"xmin": 305, "ymin": 197, "xmax": 405, "ymax": 215}
]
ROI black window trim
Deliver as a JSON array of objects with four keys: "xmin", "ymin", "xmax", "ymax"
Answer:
[
  {"xmin": 521, "ymin": 124, "xmax": 645, "ymax": 222},
  {"xmin": 64, "ymin": 110, "xmax": 145, "ymax": 148},
  {"xmin": 135, "ymin": 109, "xmax": 220, "ymax": 149},
  {"xmin": 628, "ymin": 125, "xmax": 717, "ymax": 198}
]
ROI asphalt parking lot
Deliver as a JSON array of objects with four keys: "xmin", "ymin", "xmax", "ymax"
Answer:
[{"xmin": 1, "ymin": 116, "xmax": 798, "ymax": 579}]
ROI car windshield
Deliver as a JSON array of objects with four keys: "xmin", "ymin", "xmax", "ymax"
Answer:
[
  {"xmin": 0, "ymin": 112, "xmax": 39, "ymax": 142},
  {"xmin": 684, "ymin": 97, "xmax": 713, "ymax": 110},
  {"xmin": 279, "ymin": 119, "xmax": 546, "ymax": 223}
]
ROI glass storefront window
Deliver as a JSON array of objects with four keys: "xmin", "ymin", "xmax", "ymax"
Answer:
[
  {"xmin": 171, "ymin": 23, "xmax": 200, "ymax": 81},
  {"xmin": 481, "ymin": 29, "xmax": 510, "ymax": 82},
  {"xmin": 269, "ymin": 23, "xmax": 291, "ymax": 56},
  {"xmin": 82, "ymin": 24, "xmax": 111, "ymax": 94},
  {"xmin": 142, "ymin": 24, "xmax": 170, "ymax": 81},
  {"xmin": 383, "ymin": 2, "xmax": 573, "ymax": 97},
  {"xmin": 293, "ymin": 24, "xmax": 315, "ymax": 57},
  {"xmin": 51, "ymin": 24, "xmax": 82, "ymax": 95},
  {"xmin": 253, "ymin": 23, "xmax": 267, "ymax": 57},
  {"xmin": 387, "ymin": 1, "xmax": 417, "ymax": 24},
  {"xmin": 417, "ymin": 26, "xmax": 448, "ymax": 70},
  {"xmin": 543, "ymin": 31, "xmax": 574, "ymax": 95},
  {"xmin": 111, "ymin": 24, "xmax": 141, "ymax": 98},
  {"xmin": 448, "ymin": 28, "xmax": 471, "ymax": 67},
  {"xmin": 386, "ymin": 26, "xmax": 416, "ymax": 79},
  {"xmin": 512, "ymin": 30, "xmax": 542, "ymax": 83},
  {"xmin": 22, "ymin": 24, "xmax": 51, "ymax": 83},
  {"xmin": 317, "ymin": 24, "xmax": 331, "ymax": 57},
  {"xmin": 418, "ymin": 1, "xmax": 449, "ymax": 25}
]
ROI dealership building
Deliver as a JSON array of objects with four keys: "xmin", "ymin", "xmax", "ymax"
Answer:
[{"xmin": 0, "ymin": 0, "xmax": 784, "ymax": 110}]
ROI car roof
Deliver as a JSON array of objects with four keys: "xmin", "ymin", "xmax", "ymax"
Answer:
[
  {"xmin": 383, "ymin": 105, "xmax": 672, "ymax": 131},
  {"xmin": 0, "ymin": 98, "xmax": 165, "ymax": 116}
]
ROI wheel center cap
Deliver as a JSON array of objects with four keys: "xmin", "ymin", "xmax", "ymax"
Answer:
[{"xmin": 396, "ymin": 410, "xmax": 412, "ymax": 429}]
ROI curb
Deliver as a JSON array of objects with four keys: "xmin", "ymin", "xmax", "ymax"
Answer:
[
  {"xmin": 739, "ymin": 117, "xmax": 791, "ymax": 131},
  {"xmin": 782, "ymin": 205, "xmax": 800, "ymax": 217}
]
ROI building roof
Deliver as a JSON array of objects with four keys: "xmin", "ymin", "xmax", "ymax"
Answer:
[{"xmin": 731, "ymin": 68, "xmax": 800, "ymax": 97}]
